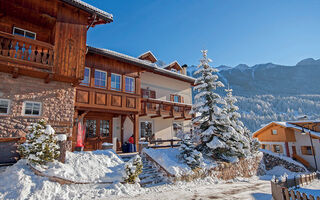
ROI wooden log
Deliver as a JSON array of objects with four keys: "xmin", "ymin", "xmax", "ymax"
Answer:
[
  {"xmin": 283, "ymin": 188, "xmax": 290, "ymax": 200},
  {"xmin": 290, "ymin": 190, "xmax": 296, "ymax": 200}
]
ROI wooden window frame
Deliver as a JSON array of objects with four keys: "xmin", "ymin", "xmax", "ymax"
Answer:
[
  {"xmin": 301, "ymin": 146, "xmax": 314, "ymax": 155},
  {"xmin": 272, "ymin": 129, "xmax": 278, "ymax": 135},
  {"xmin": 125, "ymin": 76, "xmax": 135, "ymax": 93},
  {"xmin": 0, "ymin": 99, "xmax": 10, "ymax": 115},
  {"xmin": 272, "ymin": 144, "xmax": 283, "ymax": 153},
  {"xmin": 111, "ymin": 73, "xmax": 122, "ymax": 91},
  {"xmin": 13, "ymin": 26, "xmax": 36, "ymax": 40},
  {"xmin": 170, "ymin": 94, "xmax": 184, "ymax": 103},
  {"xmin": 80, "ymin": 67, "xmax": 90, "ymax": 86},
  {"xmin": 22, "ymin": 101, "xmax": 42, "ymax": 116},
  {"xmin": 94, "ymin": 69, "xmax": 107, "ymax": 89}
]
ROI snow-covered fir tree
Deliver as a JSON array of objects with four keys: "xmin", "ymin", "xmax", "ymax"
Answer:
[
  {"xmin": 179, "ymin": 134, "xmax": 203, "ymax": 170},
  {"xmin": 19, "ymin": 119, "xmax": 60, "ymax": 165},
  {"xmin": 124, "ymin": 155, "xmax": 143, "ymax": 183},
  {"xmin": 190, "ymin": 50, "xmax": 226, "ymax": 157}
]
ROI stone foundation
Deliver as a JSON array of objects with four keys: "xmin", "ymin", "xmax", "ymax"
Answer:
[
  {"xmin": 0, "ymin": 72, "xmax": 75, "ymax": 138},
  {"xmin": 262, "ymin": 152, "xmax": 306, "ymax": 172}
]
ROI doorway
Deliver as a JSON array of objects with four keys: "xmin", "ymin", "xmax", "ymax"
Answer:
[{"xmin": 84, "ymin": 116, "xmax": 112, "ymax": 151}]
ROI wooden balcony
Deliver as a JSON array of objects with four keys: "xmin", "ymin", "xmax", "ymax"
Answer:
[
  {"xmin": 75, "ymin": 86, "xmax": 141, "ymax": 113},
  {"xmin": 0, "ymin": 31, "xmax": 54, "ymax": 74},
  {"xmin": 140, "ymin": 98, "xmax": 192, "ymax": 120}
]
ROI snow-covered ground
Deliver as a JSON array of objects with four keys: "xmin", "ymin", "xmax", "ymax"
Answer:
[
  {"xmin": 293, "ymin": 179, "xmax": 320, "ymax": 198},
  {"xmin": 143, "ymin": 148, "xmax": 216, "ymax": 176},
  {"xmin": 0, "ymin": 148, "xmax": 308, "ymax": 200}
]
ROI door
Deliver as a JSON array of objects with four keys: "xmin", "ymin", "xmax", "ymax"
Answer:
[
  {"xmin": 84, "ymin": 117, "xmax": 112, "ymax": 151},
  {"xmin": 292, "ymin": 146, "xmax": 297, "ymax": 155}
]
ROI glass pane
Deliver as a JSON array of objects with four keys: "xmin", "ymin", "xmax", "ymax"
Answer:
[
  {"xmin": 141, "ymin": 121, "xmax": 152, "ymax": 139},
  {"xmin": 86, "ymin": 120, "xmax": 96, "ymax": 138},
  {"xmin": 111, "ymin": 74, "xmax": 121, "ymax": 91},
  {"xmin": 100, "ymin": 120, "xmax": 109, "ymax": 137},
  {"xmin": 0, "ymin": 100, "xmax": 8, "ymax": 114},
  {"xmin": 94, "ymin": 70, "xmax": 106, "ymax": 88},
  {"xmin": 25, "ymin": 32, "xmax": 36, "ymax": 40},
  {"xmin": 13, "ymin": 28, "xmax": 24, "ymax": 37},
  {"xmin": 25, "ymin": 108, "xmax": 32, "ymax": 115},
  {"xmin": 80, "ymin": 68, "xmax": 90, "ymax": 86}
]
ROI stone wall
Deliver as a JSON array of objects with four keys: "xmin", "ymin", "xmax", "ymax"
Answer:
[
  {"xmin": 213, "ymin": 153, "xmax": 264, "ymax": 180},
  {"xmin": 0, "ymin": 72, "xmax": 75, "ymax": 139},
  {"xmin": 262, "ymin": 152, "xmax": 307, "ymax": 172}
]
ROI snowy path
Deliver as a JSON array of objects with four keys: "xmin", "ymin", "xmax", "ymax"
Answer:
[{"xmin": 111, "ymin": 177, "xmax": 272, "ymax": 200}]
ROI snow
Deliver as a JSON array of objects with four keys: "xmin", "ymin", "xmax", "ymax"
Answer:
[
  {"xmin": 143, "ymin": 148, "xmax": 192, "ymax": 176},
  {"xmin": 33, "ymin": 150, "xmax": 126, "ymax": 183},
  {"xmin": 142, "ymin": 148, "xmax": 216, "ymax": 177},
  {"xmin": 293, "ymin": 179, "xmax": 320, "ymax": 197},
  {"xmin": 56, "ymin": 134, "xmax": 67, "ymax": 141},
  {"xmin": 259, "ymin": 149, "xmax": 307, "ymax": 171}
]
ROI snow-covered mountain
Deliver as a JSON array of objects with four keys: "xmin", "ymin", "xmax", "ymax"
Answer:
[{"xmin": 187, "ymin": 58, "xmax": 320, "ymax": 132}]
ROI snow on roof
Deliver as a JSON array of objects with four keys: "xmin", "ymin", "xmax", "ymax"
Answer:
[
  {"xmin": 87, "ymin": 46, "xmax": 196, "ymax": 84},
  {"xmin": 60, "ymin": 0, "xmax": 113, "ymax": 22},
  {"xmin": 137, "ymin": 51, "xmax": 158, "ymax": 62},
  {"xmin": 253, "ymin": 121, "xmax": 320, "ymax": 139}
]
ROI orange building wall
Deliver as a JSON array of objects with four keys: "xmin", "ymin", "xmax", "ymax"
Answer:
[{"xmin": 255, "ymin": 124, "xmax": 296, "ymax": 142}]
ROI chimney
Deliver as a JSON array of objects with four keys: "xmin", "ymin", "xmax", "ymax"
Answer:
[{"xmin": 181, "ymin": 64, "xmax": 188, "ymax": 75}]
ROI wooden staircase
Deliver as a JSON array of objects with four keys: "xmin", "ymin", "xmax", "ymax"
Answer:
[{"xmin": 292, "ymin": 153, "xmax": 315, "ymax": 171}]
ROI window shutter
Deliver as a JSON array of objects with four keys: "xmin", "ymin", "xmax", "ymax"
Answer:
[
  {"xmin": 170, "ymin": 94, "xmax": 174, "ymax": 101},
  {"xmin": 279, "ymin": 145, "xmax": 283, "ymax": 153},
  {"xmin": 150, "ymin": 90, "xmax": 156, "ymax": 99},
  {"xmin": 181, "ymin": 96, "xmax": 184, "ymax": 103}
]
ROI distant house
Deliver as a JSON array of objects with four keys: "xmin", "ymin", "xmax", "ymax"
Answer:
[{"xmin": 253, "ymin": 120, "xmax": 320, "ymax": 170}]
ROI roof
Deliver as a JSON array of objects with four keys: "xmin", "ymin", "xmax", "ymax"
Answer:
[
  {"xmin": 138, "ymin": 51, "xmax": 157, "ymax": 63},
  {"xmin": 60, "ymin": 0, "xmax": 113, "ymax": 23},
  {"xmin": 253, "ymin": 121, "xmax": 320, "ymax": 139},
  {"xmin": 87, "ymin": 46, "xmax": 196, "ymax": 84},
  {"xmin": 163, "ymin": 61, "xmax": 182, "ymax": 70}
]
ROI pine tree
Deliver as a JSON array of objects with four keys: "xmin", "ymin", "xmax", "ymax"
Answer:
[
  {"xmin": 190, "ymin": 50, "xmax": 226, "ymax": 156},
  {"xmin": 179, "ymin": 134, "xmax": 203, "ymax": 170},
  {"xmin": 19, "ymin": 119, "xmax": 60, "ymax": 165}
]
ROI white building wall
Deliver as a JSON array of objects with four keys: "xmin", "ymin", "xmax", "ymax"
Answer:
[
  {"xmin": 289, "ymin": 130, "xmax": 320, "ymax": 169},
  {"xmin": 139, "ymin": 116, "xmax": 191, "ymax": 140},
  {"xmin": 260, "ymin": 141, "xmax": 287, "ymax": 156}
]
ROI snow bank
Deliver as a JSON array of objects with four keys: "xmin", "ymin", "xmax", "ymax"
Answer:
[
  {"xmin": 293, "ymin": 179, "xmax": 320, "ymax": 197},
  {"xmin": 0, "ymin": 151, "xmax": 143, "ymax": 200},
  {"xmin": 33, "ymin": 150, "xmax": 125, "ymax": 183},
  {"xmin": 143, "ymin": 148, "xmax": 192, "ymax": 176},
  {"xmin": 259, "ymin": 149, "xmax": 307, "ymax": 170},
  {"xmin": 143, "ymin": 148, "xmax": 216, "ymax": 177}
]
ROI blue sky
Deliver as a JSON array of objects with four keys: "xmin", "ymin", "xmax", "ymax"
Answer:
[{"xmin": 85, "ymin": 0, "xmax": 320, "ymax": 67}]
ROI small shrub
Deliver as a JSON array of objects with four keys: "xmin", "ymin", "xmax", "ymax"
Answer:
[
  {"xmin": 124, "ymin": 155, "xmax": 143, "ymax": 184},
  {"xmin": 19, "ymin": 119, "xmax": 60, "ymax": 165}
]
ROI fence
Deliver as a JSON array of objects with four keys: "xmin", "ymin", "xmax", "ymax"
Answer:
[
  {"xmin": 271, "ymin": 172, "xmax": 319, "ymax": 200},
  {"xmin": 149, "ymin": 139, "xmax": 181, "ymax": 149}
]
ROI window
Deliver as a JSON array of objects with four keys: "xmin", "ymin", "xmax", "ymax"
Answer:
[
  {"xmin": 85, "ymin": 120, "xmax": 96, "ymax": 138},
  {"xmin": 94, "ymin": 69, "xmax": 107, "ymax": 88},
  {"xmin": 173, "ymin": 122, "xmax": 183, "ymax": 137},
  {"xmin": 111, "ymin": 73, "xmax": 121, "ymax": 91},
  {"xmin": 272, "ymin": 130, "xmax": 277, "ymax": 135},
  {"xmin": 13, "ymin": 27, "xmax": 36, "ymax": 40},
  {"xmin": 301, "ymin": 146, "xmax": 314, "ymax": 155},
  {"xmin": 80, "ymin": 67, "xmax": 90, "ymax": 86},
  {"xmin": 0, "ymin": 99, "xmax": 10, "ymax": 115},
  {"xmin": 261, "ymin": 144, "xmax": 266, "ymax": 149},
  {"xmin": 141, "ymin": 88, "xmax": 156, "ymax": 98},
  {"xmin": 140, "ymin": 121, "xmax": 153, "ymax": 141},
  {"xmin": 273, "ymin": 145, "xmax": 282, "ymax": 153},
  {"xmin": 100, "ymin": 120, "xmax": 110, "ymax": 137},
  {"xmin": 125, "ymin": 77, "xmax": 135, "ymax": 93},
  {"xmin": 171, "ymin": 94, "xmax": 183, "ymax": 103},
  {"xmin": 23, "ymin": 101, "xmax": 41, "ymax": 116}
]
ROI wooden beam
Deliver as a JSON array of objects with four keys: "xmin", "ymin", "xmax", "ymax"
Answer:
[
  {"xmin": 151, "ymin": 115, "xmax": 161, "ymax": 119},
  {"xmin": 174, "ymin": 117, "xmax": 185, "ymax": 120},
  {"xmin": 163, "ymin": 116, "xmax": 174, "ymax": 119},
  {"xmin": 133, "ymin": 114, "xmax": 139, "ymax": 152}
]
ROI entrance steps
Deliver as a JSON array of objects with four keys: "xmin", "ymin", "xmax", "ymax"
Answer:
[{"xmin": 120, "ymin": 154, "xmax": 168, "ymax": 188}]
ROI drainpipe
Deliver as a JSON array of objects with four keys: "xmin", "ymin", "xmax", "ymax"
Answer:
[{"xmin": 308, "ymin": 132, "xmax": 318, "ymax": 171}]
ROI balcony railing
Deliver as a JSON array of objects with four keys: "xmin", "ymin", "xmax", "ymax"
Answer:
[
  {"xmin": 140, "ymin": 98, "xmax": 192, "ymax": 120},
  {"xmin": 0, "ymin": 31, "xmax": 54, "ymax": 71}
]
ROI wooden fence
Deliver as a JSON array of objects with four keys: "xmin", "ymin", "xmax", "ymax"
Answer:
[
  {"xmin": 271, "ymin": 172, "xmax": 319, "ymax": 200},
  {"xmin": 149, "ymin": 139, "xmax": 181, "ymax": 149}
]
